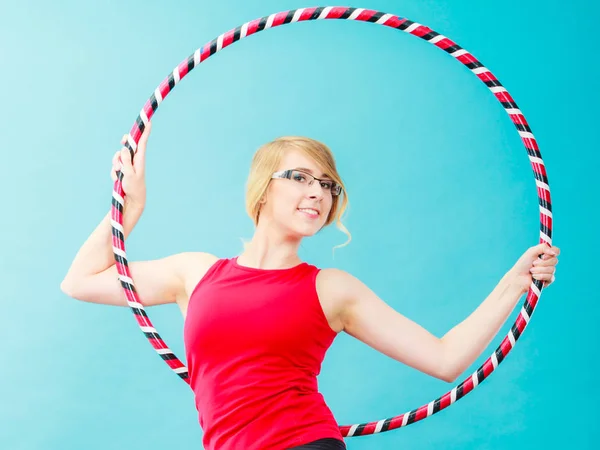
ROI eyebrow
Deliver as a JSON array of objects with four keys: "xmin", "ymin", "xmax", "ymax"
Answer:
[{"xmin": 295, "ymin": 167, "xmax": 331, "ymax": 179}]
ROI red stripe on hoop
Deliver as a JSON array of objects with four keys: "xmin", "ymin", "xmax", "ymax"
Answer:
[
  {"xmin": 299, "ymin": 7, "xmax": 319, "ymax": 21},
  {"xmin": 439, "ymin": 391, "xmax": 452, "ymax": 409},
  {"xmin": 508, "ymin": 113, "xmax": 527, "ymax": 127},
  {"xmin": 222, "ymin": 29, "xmax": 235, "ymax": 47},
  {"xmin": 433, "ymin": 38, "xmax": 456, "ymax": 50},
  {"xmin": 500, "ymin": 336, "xmax": 513, "ymax": 354},
  {"xmin": 158, "ymin": 79, "xmax": 170, "ymax": 99},
  {"xmin": 327, "ymin": 7, "xmax": 350, "ymax": 19},
  {"xmin": 457, "ymin": 53, "xmax": 477, "ymax": 65},
  {"xmin": 482, "ymin": 358, "xmax": 494, "ymax": 377},
  {"xmin": 411, "ymin": 26, "xmax": 433, "ymax": 37},
  {"xmin": 541, "ymin": 214, "xmax": 552, "ymax": 232},
  {"xmin": 476, "ymin": 71, "xmax": 498, "ymax": 83},
  {"xmin": 494, "ymin": 90, "xmax": 515, "ymax": 103},
  {"xmin": 178, "ymin": 60, "xmax": 189, "ymax": 78},
  {"xmin": 414, "ymin": 405, "xmax": 429, "ymax": 421},
  {"xmin": 383, "ymin": 16, "xmax": 406, "ymax": 28},
  {"xmin": 148, "ymin": 337, "xmax": 168, "ymax": 349},
  {"xmin": 523, "ymin": 137, "xmax": 539, "ymax": 151},
  {"xmin": 272, "ymin": 11, "xmax": 289, "ymax": 26},
  {"xmin": 200, "ymin": 43, "xmax": 211, "ymax": 61},
  {"xmin": 356, "ymin": 9, "xmax": 378, "ymax": 21}
]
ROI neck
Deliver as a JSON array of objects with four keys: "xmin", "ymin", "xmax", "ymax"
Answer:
[{"xmin": 238, "ymin": 219, "xmax": 303, "ymax": 270}]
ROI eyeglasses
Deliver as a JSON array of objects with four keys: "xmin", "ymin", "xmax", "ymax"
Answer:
[{"xmin": 271, "ymin": 169, "xmax": 342, "ymax": 196}]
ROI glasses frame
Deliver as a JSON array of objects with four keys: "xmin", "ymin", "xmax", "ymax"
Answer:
[{"xmin": 271, "ymin": 169, "xmax": 342, "ymax": 196}]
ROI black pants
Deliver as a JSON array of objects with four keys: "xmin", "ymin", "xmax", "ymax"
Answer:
[{"xmin": 289, "ymin": 438, "xmax": 346, "ymax": 449}]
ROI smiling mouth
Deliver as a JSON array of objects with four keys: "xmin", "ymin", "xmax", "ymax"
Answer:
[{"xmin": 297, "ymin": 208, "xmax": 320, "ymax": 218}]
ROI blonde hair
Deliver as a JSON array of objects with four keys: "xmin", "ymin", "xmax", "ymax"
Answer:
[{"xmin": 244, "ymin": 136, "xmax": 351, "ymax": 255}]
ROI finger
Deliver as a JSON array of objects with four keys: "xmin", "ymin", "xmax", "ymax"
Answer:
[
  {"xmin": 532, "ymin": 256, "xmax": 558, "ymax": 267},
  {"xmin": 120, "ymin": 134, "xmax": 128, "ymax": 145},
  {"xmin": 135, "ymin": 121, "xmax": 151, "ymax": 172},
  {"xmin": 119, "ymin": 147, "xmax": 134, "ymax": 174},
  {"xmin": 530, "ymin": 265, "xmax": 556, "ymax": 275}
]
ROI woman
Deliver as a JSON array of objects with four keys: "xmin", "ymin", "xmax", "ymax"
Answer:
[{"xmin": 61, "ymin": 122, "xmax": 559, "ymax": 450}]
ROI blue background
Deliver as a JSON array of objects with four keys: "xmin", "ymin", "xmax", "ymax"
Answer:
[{"xmin": 1, "ymin": 0, "xmax": 597, "ymax": 448}]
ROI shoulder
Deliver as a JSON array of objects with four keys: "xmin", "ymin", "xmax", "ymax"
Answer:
[{"xmin": 316, "ymin": 268, "xmax": 362, "ymax": 328}]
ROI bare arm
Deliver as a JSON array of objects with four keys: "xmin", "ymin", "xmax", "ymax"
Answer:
[
  {"xmin": 331, "ymin": 244, "xmax": 559, "ymax": 383},
  {"xmin": 60, "ymin": 122, "xmax": 214, "ymax": 309}
]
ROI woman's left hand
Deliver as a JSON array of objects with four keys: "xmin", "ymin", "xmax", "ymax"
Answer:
[{"xmin": 509, "ymin": 243, "xmax": 560, "ymax": 294}]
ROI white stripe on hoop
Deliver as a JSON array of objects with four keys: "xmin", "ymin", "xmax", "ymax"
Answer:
[
  {"xmin": 540, "ymin": 207, "xmax": 552, "ymax": 221},
  {"xmin": 376, "ymin": 13, "xmax": 394, "ymax": 24},
  {"xmin": 154, "ymin": 87, "xmax": 163, "ymax": 105},
  {"xmin": 347, "ymin": 424, "xmax": 358, "ymax": 436},
  {"xmin": 112, "ymin": 247, "xmax": 126, "ymax": 258},
  {"xmin": 472, "ymin": 66, "xmax": 490, "ymax": 75},
  {"xmin": 140, "ymin": 109, "xmax": 149, "ymax": 125},
  {"xmin": 491, "ymin": 352, "xmax": 499, "ymax": 369},
  {"xmin": 427, "ymin": 401, "xmax": 434, "ymax": 416},
  {"xmin": 520, "ymin": 306, "xmax": 531, "ymax": 325},
  {"xmin": 157, "ymin": 348, "xmax": 173, "ymax": 355},
  {"xmin": 110, "ymin": 219, "xmax": 124, "ymax": 233},
  {"xmin": 127, "ymin": 299, "xmax": 144, "ymax": 309},
  {"xmin": 405, "ymin": 22, "xmax": 421, "ymax": 33},
  {"xmin": 291, "ymin": 9, "xmax": 304, "ymax": 22},
  {"xmin": 112, "ymin": 191, "xmax": 124, "ymax": 206},
  {"xmin": 141, "ymin": 326, "xmax": 157, "ymax": 334},
  {"xmin": 535, "ymin": 179, "xmax": 550, "ymax": 192},
  {"xmin": 265, "ymin": 13, "xmax": 276, "ymax": 28},
  {"xmin": 174, "ymin": 367, "xmax": 188, "ymax": 374},
  {"xmin": 118, "ymin": 275, "xmax": 133, "ymax": 284},
  {"xmin": 531, "ymin": 282, "xmax": 542, "ymax": 297},
  {"xmin": 519, "ymin": 130, "xmax": 535, "ymax": 140},
  {"xmin": 317, "ymin": 6, "xmax": 333, "ymax": 19},
  {"xmin": 450, "ymin": 387, "xmax": 457, "ymax": 404},
  {"xmin": 172, "ymin": 67, "xmax": 180, "ymax": 84},
  {"xmin": 402, "ymin": 412, "xmax": 410, "ymax": 426},
  {"xmin": 472, "ymin": 372, "xmax": 479, "ymax": 388},
  {"xmin": 452, "ymin": 49, "xmax": 469, "ymax": 58},
  {"xmin": 348, "ymin": 8, "xmax": 364, "ymax": 20},
  {"xmin": 529, "ymin": 156, "xmax": 545, "ymax": 165},
  {"xmin": 490, "ymin": 86, "xmax": 507, "ymax": 93},
  {"xmin": 216, "ymin": 34, "xmax": 224, "ymax": 51},
  {"xmin": 508, "ymin": 330, "xmax": 516, "ymax": 347},
  {"xmin": 429, "ymin": 34, "xmax": 446, "ymax": 44},
  {"xmin": 506, "ymin": 108, "xmax": 524, "ymax": 116},
  {"xmin": 540, "ymin": 231, "xmax": 551, "ymax": 245},
  {"xmin": 374, "ymin": 419, "xmax": 385, "ymax": 433},
  {"xmin": 126, "ymin": 134, "xmax": 137, "ymax": 151},
  {"xmin": 240, "ymin": 22, "xmax": 249, "ymax": 38},
  {"xmin": 193, "ymin": 48, "xmax": 201, "ymax": 66}
]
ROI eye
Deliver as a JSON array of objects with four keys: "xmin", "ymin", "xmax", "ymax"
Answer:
[
  {"xmin": 292, "ymin": 172, "xmax": 307, "ymax": 183},
  {"xmin": 320, "ymin": 181, "xmax": 333, "ymax": 189}
]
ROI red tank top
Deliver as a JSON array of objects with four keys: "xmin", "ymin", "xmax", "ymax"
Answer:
[{"xmin": 183, "ymin": 256, "xmax": 342, "ymax": 450}]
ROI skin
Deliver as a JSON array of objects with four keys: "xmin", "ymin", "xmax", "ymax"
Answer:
[{"xmin": 61, "ymin": 122, "xmax": 560, "ymax": 384}]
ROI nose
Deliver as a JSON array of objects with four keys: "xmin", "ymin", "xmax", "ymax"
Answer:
[{"xmin": 307, "ymin": 180, "xmax": 324, "ymax": 199}]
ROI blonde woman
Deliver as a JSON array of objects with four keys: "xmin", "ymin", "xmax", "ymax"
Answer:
[{"xmin": 61, "ymin": 122, "xmax": 559, "ymax": 450}]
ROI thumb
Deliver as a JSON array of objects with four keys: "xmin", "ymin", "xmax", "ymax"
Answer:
[
  {"xmin": 119, "ymin": 147, "xmax": 134, "ymax": 174},
  {"xmin": 135, "ymin": 121, "xmax": 152, "ymax": 170},
  {"xmin": 531, "ymin": 243, "xmax": 552, "ymax": 260}
]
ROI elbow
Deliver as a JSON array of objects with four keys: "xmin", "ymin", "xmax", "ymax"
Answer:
[
  {"xmin": 60, "ymin": 277, "xmax": 79, "ymax": 299},
  {"xmin": 441, "ymin": 371, "xmax": 458, "ymax": 384},
  {"xmin": 438, "ymin": 341, "xmax": 460, "ymax": 384}
]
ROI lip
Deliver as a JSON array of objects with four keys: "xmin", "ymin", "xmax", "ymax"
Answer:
[{"xmin": 297, "ymin": 208, "xmax": 320, "ymax": 219}]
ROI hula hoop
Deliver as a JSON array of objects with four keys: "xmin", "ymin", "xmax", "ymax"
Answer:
[{"xmin": 110, "ymin": 6, "xmax": 553, "ymax": 437}]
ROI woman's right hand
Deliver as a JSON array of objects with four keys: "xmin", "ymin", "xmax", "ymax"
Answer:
[{"xmin": 111, "ymin": 121, "xmax": 152, "ymax": 210}]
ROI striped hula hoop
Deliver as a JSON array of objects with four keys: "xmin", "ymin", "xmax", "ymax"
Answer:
[{"xmin": 111, "ymin": 6, "xmax": 552, "ymax": 438}]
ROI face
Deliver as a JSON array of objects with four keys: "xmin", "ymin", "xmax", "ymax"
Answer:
[{"xmin": 260, "ymin": 149, "xmax": 335, "ymax": 238}]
